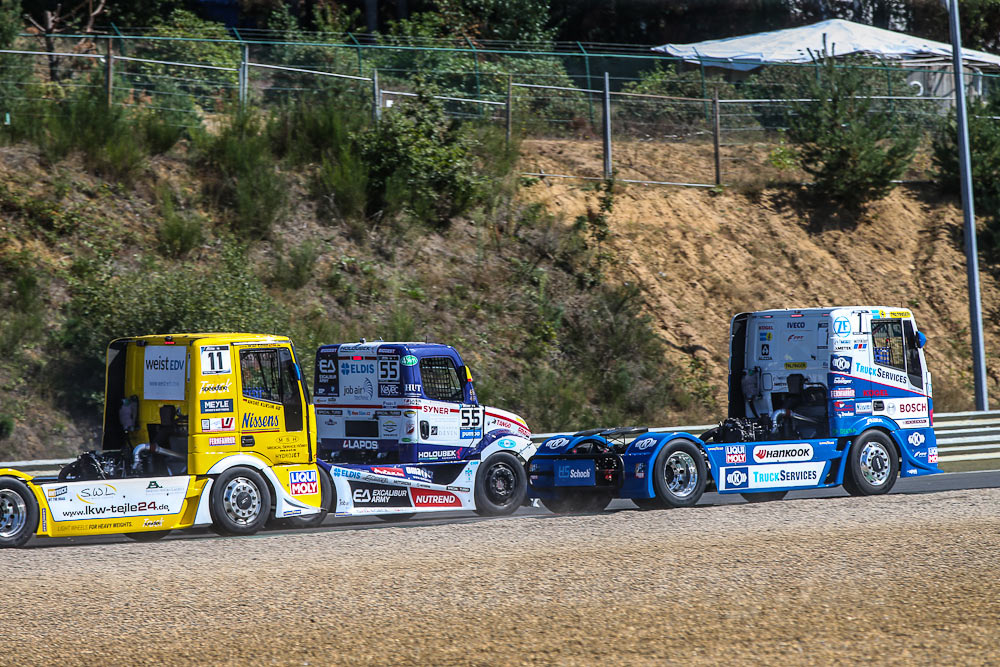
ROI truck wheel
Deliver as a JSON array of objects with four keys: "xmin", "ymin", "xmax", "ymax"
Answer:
[
  {"xmin": 285, "ymin": 468, "xmax": 333, "ymax": 529},
  {"xmin": 847, "ymin": 431, "xmax": 899, "ymax": 496},
  {"xmin": 540, "ymin": 491, "xmax": 612, "ymax": 514},
  {"xmin": 652, "ymin": 440, "xmax": 706, "ymax": 508},
  {"xmin": 125, "ymin": 530, "xmax": 171, "ymax": 542},
  {"xmin": 474, "ymin": 452, "xmax": 527, "ymax": 517},
  {"xmin": 0, "ymin": 478, "xmax": 38, "ymax": 549},
  {"xmin": 741, "ymin": 491, "xmax": 787, "ymax": 503},
  {"xmin": 210, "ymin": 467, "xmax": 272, "ymax": 536}
]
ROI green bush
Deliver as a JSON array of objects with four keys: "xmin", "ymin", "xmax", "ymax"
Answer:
[
  {"xmin": 0, "ymin": 415, "xmax": 13, "ymax": 441},
  {"xmin": 60, "ymin": 243, "xmax": 287, "ymax": 406},
  {"xmin": 155, "ymin": 185, "xmax": 205, "ymax": 258},
  {"xmin": 786, "ymin": 53, "xmax": 918, "ymax": 215},
  {"xmin": 193, "ymin": 110, "xmax": 287, "ymax": 238},
  {"xmin": 357, "ymin": 92, "xmax": 478, "ymax": 224},
  {"xmin": 0, "ymin": 251, "xmax": 46, "ymax": 352},
  {"xmin": 271, "ymin": 240, "xmax": 320, "ymax": 290},
  {"xmin": 933, "ymin": 96, "xmax": 1000, "ymax": 259}
]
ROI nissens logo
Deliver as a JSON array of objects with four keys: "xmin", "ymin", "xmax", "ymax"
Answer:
[
  {"xmin": 242, "ymin": 413, "xmax": 279, "ymax": 430},
  {"xmin": 753, "ymin": 444, "xmax": 813, "ymax": 462}
]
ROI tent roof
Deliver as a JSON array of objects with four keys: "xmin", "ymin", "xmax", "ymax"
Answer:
[{"xmin": 652, "ymin": 18, "xmax": 1000, "ymax": 71}]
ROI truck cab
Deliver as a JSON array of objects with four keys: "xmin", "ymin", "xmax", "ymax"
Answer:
[
  {"xmin": 528, "ymin": 306, "xmax": 939, "ymax": 513},
  {"xmin": 0, "ymin": 333, "xmax": 325, "ymax": 548},
  {"xmin": 313, "ymin": 341, "xmax": 531, "ymax": 464}
]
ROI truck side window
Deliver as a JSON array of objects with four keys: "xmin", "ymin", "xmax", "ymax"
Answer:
[
  {"xmin": 279, "ymin": 348, "xmax": 304, "ymax": 432},
  {"xmin": 871, "ymin": 320, "xmax": 906, "ymax": 372},
  {"xmin": 419, "ymin": 356, "xmax": 463, "ymax": 402},
  {"xmin": 240, "ymin": 349, "xmax": 281, "ymax": 402},
  {"xmin": 902, "ymin": 319, "xmax": 924, "ymax": 389}
]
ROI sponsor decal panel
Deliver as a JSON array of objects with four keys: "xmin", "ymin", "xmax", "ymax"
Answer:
[
  {"xmin": 545, "ymin": 437, "xmax": 570, "ymax": 450},
  {"xmin": 928, "ymin": 447, "xmax": 938, "ymax": 464},
  {"xmin": 200, "ymin": 399, "xmax": 233, "ymax": 414},
  {"xmin": 752, "ymin": 444, "xmax": 814, "ymax": 463},
  {"xmin": 201, "ymin": 417, "xmax": 235, "ymax": 432},
  {"xmin": 556, "ymin": 460, "xmax": 595, "ymax": 486},
  {"xmin": 289, "ymin": 470, "xmax": 319, "ymax": 496},
  {"xmin": 855, "ymin": 401, "xmax": 873, "ymax": 415},
  {"xmin": 44, "ymin": 477, "xmax": 188, "ymax": 521},
  {"xmin": 417, "ymin": 449, "xmax": 459, "ymax": 460},
  {"xmin": 349, "ymin": 481, "xmax": 412, "ymax": 508},
  {"xmin": 631, "ymin": 437, "xmax": 657, "ymax": 451},
  {"xmin": 722, "ymin": 462, "xmax": 825, "ymax": 490},
  {"xmin": 831, "ymin": 355, "xmax": 851, "ymax": 373},
  {"xmin": 830, "ymin": 389, "xmax": 854, "ymax": 398},
  {"xmin": 725, "ymin": 445, "xmax": 746, "ymax": 464},
  {"xmin": 200, "ymin": 345, "xmax": 232, "ymax": 376},
  {"xmin": 410, "ymin": 488, "xmax": 462, "ymax": 507},
  {"xmin": 242, "ymin": 413, "xmax": 280, "ymax": 431},
  {"xmin": 208, "ymin": 436, "xmax": 236, "ymax": 446},
  {"xmin": 199, "ymin": 379, "xmax": 232, "ymax": 394},
  {"xmin": 144, "ymin": 345, "xmax": 187, "ymax": 401}
]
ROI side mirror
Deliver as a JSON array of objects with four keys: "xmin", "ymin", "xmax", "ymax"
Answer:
[{"xmin": 916, "ymin": 331, "xmax": 927, "ymax": 349}]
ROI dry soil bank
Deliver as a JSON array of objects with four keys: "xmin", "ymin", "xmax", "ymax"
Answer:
[{"xmin": 2, "ymin": 488, "xmax": 999, "ymax": 665}]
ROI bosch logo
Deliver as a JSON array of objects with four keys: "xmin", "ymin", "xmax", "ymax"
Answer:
[
  {"xmin": 632, "ymin": 437, "xmax": 657, "ymax": 450},
  {"xmin": 725, "ymin": 469, "xmax": 748, "ymax": 488},
  {"xmin": 899, "ymin": 402, "xmax": 924, "ymax": 414},
  {"xmin": 831, "ymin": 355, "xmax": 851, "ymax": 372},
  {"xmin": 907, "ymin": 432, "xmax": 926, "ymax": 446}
]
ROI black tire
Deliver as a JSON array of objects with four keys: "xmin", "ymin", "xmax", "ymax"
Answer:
[
  {"xmin": 285, "ymin": 468, "xmax": 333, "ymax": 529},
  {"xmin": 652, "ymin": 439, "xmax": 707, "ymax": 508},
  {"xmin": 632, "ymin": 497, "xmax": 664, "ymax": 510},
  {"xmin": 376, "ymin": 513, "xmax": 416, "ymax": 522},
  {"xmin": 741, "ymin": 491, "xmax": 788, "ymax": 503},
  {"xmin": 540, "ymin": 491, "xmax": 613, "ymax": 514},
  {"xmin": 846, "ymin": 430, "xmax": 899, "ymax": 496},
  {"xmin": 474, "ymin": 452, "xmax": 528, "ymax": 517},
  {"xmin": 0, "ymin": 478, "xmax": 38, "ymax": 549},
  {"xmin": 841, "ymin": 464, "xmax": 862, "ymax": 496},
  {"xmin": 210, "ymin": 467, "xmax": 272, "ymax": 536},
  {"xmin": 125, "ymin": 530, "xmax": 171, "ymax": 542}
]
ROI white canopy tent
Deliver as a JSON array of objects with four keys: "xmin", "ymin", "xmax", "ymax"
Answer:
[{"xmin": 652, "ymin": 18, "xmax": 1000, "ymax": 71}]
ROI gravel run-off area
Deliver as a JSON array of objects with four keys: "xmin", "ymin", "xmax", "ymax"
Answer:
[{"xmin": 2, "ymin": 488, "xmax": 999, "ymax": 666}]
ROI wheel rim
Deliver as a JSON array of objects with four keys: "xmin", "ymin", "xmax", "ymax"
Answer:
[
  {"xmin": 0, "ymin": 489, "xmax": 27, "ymax": 538},
  {"xmin": 859, "ymin": 440, "xmax": 891, "ymax": 487},
  {"xmin": 222, "ymin": 477, "xmax": 262, "ymax": 525},
  {"xmin": 663, "ymin": 451, "xmax": 698, "ymax": 498},
  {"xmin": 484, "ymin": 461, "xmax": 517, "ymax": 506}
]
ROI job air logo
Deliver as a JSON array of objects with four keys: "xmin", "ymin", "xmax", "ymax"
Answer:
[
  {"xmin": 632, "ymin": 437, "xmax": 657, "ymax": 451},
  {"xmin": 907, "ymin": 432, "xmax": 926, "ymax": 447}
]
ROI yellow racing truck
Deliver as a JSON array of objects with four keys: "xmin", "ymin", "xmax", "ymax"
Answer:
[{"xmin": 0, "ymin": 333, "xmax": 326, "ymax": 548}]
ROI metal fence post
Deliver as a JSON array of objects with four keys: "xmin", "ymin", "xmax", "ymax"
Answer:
[
  {"xmin": 506, "ymin": 74, "xmax": 513, "ymax": 144},
  {"xmin": 603, "ymin": 72, "xmax": 612, "ymax": 180},
  {"xmin": 578, "ymin": 41, "xmax": 595, "ymax": 125},
  {"xmin": 713, "ymin": 91, "xmax": 721, "ymax": 185},
  {"xmin": 104, "ymin": 37, "xmax": 113, "ymax": 109},
  {"xmin": 372, "ymin": 68, "xmax": 381, "ymax": 122},
  {"xmin": 239, "ymin": 44, "xmax": 249, "ymax": 108}
]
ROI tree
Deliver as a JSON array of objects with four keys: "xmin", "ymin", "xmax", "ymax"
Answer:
[
  {"xmin": 22, "ymin": 0, "xmax": 108, "ymax": 82},
  {"xmin": 786, "ymin": 52, "xmax": 918, "ymax": 215}
]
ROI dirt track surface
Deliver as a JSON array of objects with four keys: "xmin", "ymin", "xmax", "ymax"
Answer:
[{"xmin": 3, "ymin": 489, "xmax": 999, "ymax": 666}]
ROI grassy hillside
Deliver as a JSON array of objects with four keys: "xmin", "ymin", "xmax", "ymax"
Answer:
[
  {"xmin": 0, "ymin": 95, "xmax": 709, "ymax": 460},
  {"xmin": 1, "ymin": 95, "xmax": 996, "ymax": 461}
]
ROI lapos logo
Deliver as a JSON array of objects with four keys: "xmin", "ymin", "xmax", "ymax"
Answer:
[
  {"xmin": 726, "ymin": 469, "xmax": 748, "ymax": 487},
  {"xmin": 753, "ymin": 444, "xmax": 813, "ymax": 462},
  {"xmin": 907, "ymin": 432, "xmax": 926, "ymax": 447},
  {"xmin": 632, "ymin": 437, "xmax": 657, "ymax": 450}
]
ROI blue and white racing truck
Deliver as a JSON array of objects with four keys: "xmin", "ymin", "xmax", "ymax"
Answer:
[
  {"xmin": 310, "ymin": 341, "xmax": 536, "ymax": 522},
  {"xmin": 528, "ymin": 306, "xmax": 939, "ymax": 512}
]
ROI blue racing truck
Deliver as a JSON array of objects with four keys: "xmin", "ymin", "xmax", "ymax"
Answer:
[{"xmin": 528, "ymin": 306, "xmax": 939, "ymax": 512}]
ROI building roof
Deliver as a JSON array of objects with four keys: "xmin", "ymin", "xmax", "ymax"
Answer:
[{"xmin": 652, "ymin": 18, "xmax": 1000, "ymax": 71}]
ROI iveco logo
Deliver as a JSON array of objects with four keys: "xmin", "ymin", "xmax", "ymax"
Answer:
[
  {"xmin": 907, "ymin": 432, "xmax": 926, "ymax": 446},
  {"xmin": 726, "ymin": 469, "xmax": 747, "ymax": 486}
]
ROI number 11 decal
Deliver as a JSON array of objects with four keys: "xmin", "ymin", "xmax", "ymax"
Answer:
[{"xmin": 201, "ymin": 345, "xmax": 232, "ymax": 375}]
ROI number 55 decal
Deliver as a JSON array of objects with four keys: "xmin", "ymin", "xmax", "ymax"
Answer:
[{"xmin": 460, "ymin": 407, "xmax": 483, "ymax": 429}]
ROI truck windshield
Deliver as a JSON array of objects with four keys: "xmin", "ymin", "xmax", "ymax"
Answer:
[
  {"xmin": 871, "ymin": 320, "xmax": 906, "ymax": 371},
  {"xmin": 420, "ymin": 356, "xmax": 463, "ymax": 402}
]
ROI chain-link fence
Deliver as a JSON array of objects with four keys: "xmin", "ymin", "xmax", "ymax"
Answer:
[{"xmin": 0, "ymin": 30, "xmax": 992, "ymax": 186}]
